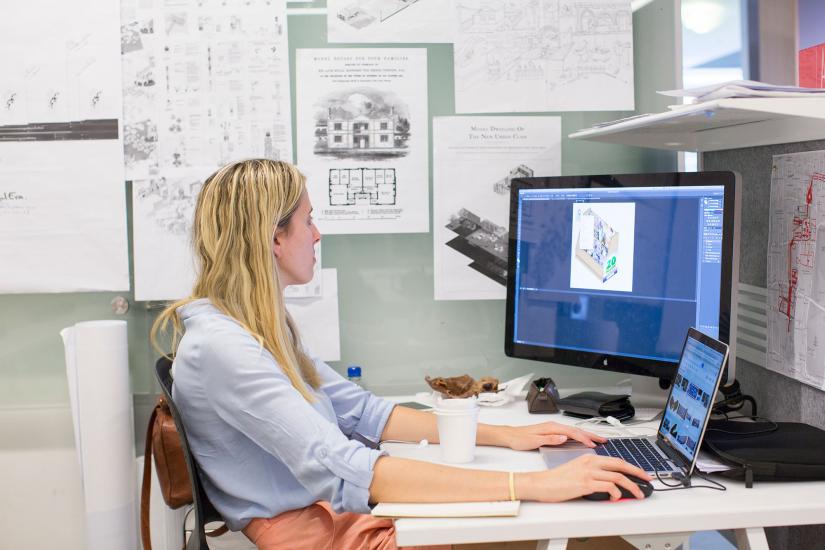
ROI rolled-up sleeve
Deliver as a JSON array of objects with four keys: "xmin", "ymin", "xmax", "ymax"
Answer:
[
  {"xmin": 200, "ymin": 330, "xmax": 385, "ymax": 513},
  {"xmin": 314, "ymin": 360, "xmax": 395, "ymax": 445}
]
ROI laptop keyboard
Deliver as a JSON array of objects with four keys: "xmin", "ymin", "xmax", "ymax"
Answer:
[{"xmin": 595, "ymin": 438, "xmax": 673, "ymax": 473}]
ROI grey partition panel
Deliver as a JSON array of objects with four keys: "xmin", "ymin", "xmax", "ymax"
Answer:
[
  {"xmin": 704, "ymin": 140, "xmax": 825, "ymax": 550},
  {"xmin": 0, "ymin": 1, "xmax": 680, "ymax": 409}
]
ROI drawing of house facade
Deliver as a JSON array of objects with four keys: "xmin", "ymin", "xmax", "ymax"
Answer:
[{"xmin": 326, "ymin": 106, "xmax": 396, "ymax": 150}]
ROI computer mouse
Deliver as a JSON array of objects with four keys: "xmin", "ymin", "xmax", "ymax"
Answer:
[{"xmin": 582, "ymin": 475, "xmax": 654, "ymax": 501}]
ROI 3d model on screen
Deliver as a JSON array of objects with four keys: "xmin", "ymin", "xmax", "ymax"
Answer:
[{"xmin": 575, "ymin": 207, "xmax": 620, "ymax": 283}]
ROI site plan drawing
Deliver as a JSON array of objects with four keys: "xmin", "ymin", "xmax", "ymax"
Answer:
[
  {"xmin": 328, "ymin": 0, "xmax": 454, "ymax": 43},
  {"xmin": 453, "ymin": 0, "xmax": 634, "ymax": 113},
  {"xmin": 767, "ymin": 150, "xmax": 825, "ymax": 391},
  {"xmin": 297, "ymin": 49, "xmax": 429, "ymax": 234},
  {"xmin": 433, "ymin": 116, "xmax": 561, "ymax": 300},
  {"xmin": 0, "ymin": 0, "xmax": 129, "ymax": 293}
]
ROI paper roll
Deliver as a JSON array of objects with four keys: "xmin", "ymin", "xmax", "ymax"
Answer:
[{"xmin": 61, "ymin": 320, "xmax": 137, "ymax": 550}]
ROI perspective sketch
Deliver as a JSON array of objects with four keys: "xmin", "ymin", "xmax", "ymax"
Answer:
[
  {"xmin": 445, "ymin": 208, "xmax": 509, "ymax": 286},
  {"xmin": 767, "ymin": 150, "xmax": 825, "ymax": 390},
  {"xmin": 493, "ymin": 164, "xmax": 533, "ymax": 195},
  {"xmin": 454, "ymin": 0, "xmax": 634, "ymax": 112},
  {"xmin": 135, "ymin": 177, "xmax": 202, "ymax": 235},
  {"xmin": 575, "ymin": 208, "xmax": 619, "ymax": 283},
  {"xmin": 336, "ymin": 0, "xmax": 421, "ymax": 29},
  {"xmin": 329, "ymin": 168, "xmax": 397, "ymax": 206},
  {"xmin": 314, "ymin": 88, "xmax": 411, "ymax": 160}
]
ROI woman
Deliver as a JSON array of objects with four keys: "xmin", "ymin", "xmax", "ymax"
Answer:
[{"xmin": 152, "ymin": 159, "xmax": 649, "ymax": 550}]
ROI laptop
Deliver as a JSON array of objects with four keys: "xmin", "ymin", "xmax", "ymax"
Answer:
[{"xmin": 540, "ymin": 327, "xmax": 730, "ymax": 479}]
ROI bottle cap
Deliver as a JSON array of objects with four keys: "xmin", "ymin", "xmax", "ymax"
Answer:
[{"xmin": 347, "ymin": 366, "xmax": 362, "ymax": 378}]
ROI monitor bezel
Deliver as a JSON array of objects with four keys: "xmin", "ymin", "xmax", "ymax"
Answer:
[{"xmin": 504, "ymin": 171, "xmax": 739, "ymax": 384}]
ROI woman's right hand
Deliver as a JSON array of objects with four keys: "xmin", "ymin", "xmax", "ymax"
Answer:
[{"xmin": 517, "ymin": 455, "xmax": 652, "ymax": 502}]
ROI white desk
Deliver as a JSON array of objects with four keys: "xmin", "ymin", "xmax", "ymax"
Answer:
[{"xmin": 382, "ymin": 399, "xmax": 825, "ymax": 550}]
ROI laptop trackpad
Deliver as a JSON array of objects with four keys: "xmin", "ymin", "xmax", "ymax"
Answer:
[{"xmin": 539, "ymin": 442, "xmax": 596, "ymax": 469}]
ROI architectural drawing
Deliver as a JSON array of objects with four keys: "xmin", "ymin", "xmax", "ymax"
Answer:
[
  {"xmin": 445, "ymin": 208, "xmax": 509, "ymax": 286},
  {"xmin": 296, "ymin": 49, "xmax": 428, "ymax": 234},
  {"xmin": 575, "ymin": 208, "xmax": 619, "ymax": 283},
  {"xmin": 329, "ymin": 168, "xmax": 397, "ymax": 206},
  {"xmin": 493, "ymin": 164, "xmax": 533, "ymax": 195},
  {"xmin": 327, "ymin": 0, "xmax": 452, "ymax": 43},
  {"xmin": 454, "ymin": 0, "xmax": 634, "ymax": 112},
  {"xmin": 336, "ymin": 0, "xmax": 421, "ymax": 28},
  {"xmin": 767, "ymin": 150, "xmax": 825, "ymax": 390},
  {"xmin": 314, "ymin": 89, "xmax": 411, "ymax": 160},
  {"xmin": 135, "ymin": 177, "xmax": 202, "ymax": 236}
]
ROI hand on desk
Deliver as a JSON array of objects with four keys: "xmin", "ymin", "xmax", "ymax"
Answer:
[{"xmin": 502, "ymin": 421, "xmax": 607, "ymax": 451}]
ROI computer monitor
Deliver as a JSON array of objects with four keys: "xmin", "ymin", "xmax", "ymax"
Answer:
[{"xmin": 504, "ymin": 172, "xmax": 740, "ymax": 386}]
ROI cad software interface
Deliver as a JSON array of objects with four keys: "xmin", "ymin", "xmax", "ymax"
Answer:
[
  {"xmin": 513, "ymin": 185, "xmax": 725, "ymax": 363},
  {"xmin": 659, "ymin": 336, "xmax": 726, "ymax": 461}
]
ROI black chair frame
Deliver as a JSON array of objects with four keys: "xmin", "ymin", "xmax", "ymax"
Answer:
[{"xmin": 154, "ymin": 356, "xmax": 225, "ymax": 550}]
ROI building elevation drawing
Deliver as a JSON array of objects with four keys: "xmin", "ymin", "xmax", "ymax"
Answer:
[{"xmin": 445, "ymin": 208, "xmax": 509, "ymax": 285}]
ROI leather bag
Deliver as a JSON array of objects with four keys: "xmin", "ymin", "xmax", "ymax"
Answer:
[{"xmin": 140, "ymin": 396, "xmax": 226, "ymax": 550}]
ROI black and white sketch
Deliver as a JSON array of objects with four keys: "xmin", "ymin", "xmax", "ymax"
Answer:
[
  {"xmin": 314, "ymin": 89, "xmax": 411, "ymax": 160},
  {"xmin": 454, "ymin": 0, "xmax": 634, "ymax": 113},
  {"xmin": 433, "ymin": 116, "xmax": 560, "ymax": 300},
  {"xmin": 297, "ymin": 49, "xmax": 428, "ymax": 234},
  {"xmin": 328, "ymin": 0, "xmax": 454, "ymax": 43}
]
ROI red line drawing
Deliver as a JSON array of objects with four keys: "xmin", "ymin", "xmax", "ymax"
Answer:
[{"xmin": 779, "ymin": 172, "xmax": 825, "ymax": 331}]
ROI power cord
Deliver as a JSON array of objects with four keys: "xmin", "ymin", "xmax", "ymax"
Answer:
[{"xmin": 650, "ymin": 465, "xmax": 727, "ymax": 492}]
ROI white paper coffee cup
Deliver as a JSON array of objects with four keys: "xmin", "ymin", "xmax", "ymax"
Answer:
[{"xmin": 434, "ymin": 405, "xmax": 479, "ymax": 463}]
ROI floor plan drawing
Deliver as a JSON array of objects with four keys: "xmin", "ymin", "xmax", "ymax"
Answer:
[
  {"xmin": 329, "ymin": 168, "xmax": 397, "ymax": 207},
  {"xmin": 454, "ymin": 0, "xmax": 634, "ymax": 112},
  {"xmin": 767, "ymin": 150, "xmax": 825, "ymax": 390}
]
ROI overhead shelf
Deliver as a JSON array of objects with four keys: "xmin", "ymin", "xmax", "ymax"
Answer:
[{"xmin": 569, "ymin": 97, "xmax": 825, "ymax": 152}]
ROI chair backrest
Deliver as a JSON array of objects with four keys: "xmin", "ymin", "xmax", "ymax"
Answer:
[{"xmin": 154, "ymin": 356, "xmax": 224, "ymax": 550}]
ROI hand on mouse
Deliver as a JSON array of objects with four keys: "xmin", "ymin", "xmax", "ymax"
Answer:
[{"xmin": 516, "ymin": 455, "xmax": 652, "ymax": 502}]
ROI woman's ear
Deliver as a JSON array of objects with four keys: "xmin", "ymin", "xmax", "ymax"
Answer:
[{"xmin": 272, "ymin": 230, "xmax": 283, "ymax": 259}]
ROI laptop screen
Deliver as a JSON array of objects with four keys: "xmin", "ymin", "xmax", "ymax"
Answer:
[{"xmin": 658, "ymin": 331, "xmax": 727, "ymax": 465}]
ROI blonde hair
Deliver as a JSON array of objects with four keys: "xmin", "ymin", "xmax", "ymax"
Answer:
[{"xmin": 151, "ymin": 159, "xmax": 321, "ymax": 400}]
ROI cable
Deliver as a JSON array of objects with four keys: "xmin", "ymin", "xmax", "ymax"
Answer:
[{"xmin": 649, "ymin": 461, "xmax": 727, "ymax": 493}]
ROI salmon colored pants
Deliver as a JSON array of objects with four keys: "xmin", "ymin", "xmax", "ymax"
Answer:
[{"xmin": 242, "ymin": 501, "xmax": 451, "ymax": 550}]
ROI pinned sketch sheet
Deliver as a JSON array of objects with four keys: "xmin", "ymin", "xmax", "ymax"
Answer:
[
  {"xmin": 767, "ymin": 150, "xmax": 825, "ymax": 390},
  {"xmin": 328, "ymin": 0, "xmax": 455, "ymax": 43},
  {"xmin": 433, "ymin": 116, "xmax": 561, "ymax": 300},
  {"xmin": 296, "ymin": 49, "xmax": 429, "ymax": 235},
  {"xmin": 0, "ymin": 0, "xmax": 129, "ymax": 293},
  {"xmin": 453, "ymin": 0, "xmax": 634, "ymax": 113},
  {"xmin": 287, "ymin": 268, "xmax": 341, "ymax": 362},
  {"xmin": 125, "ymin": 0, "xmax": 293, "ymax": 300}
]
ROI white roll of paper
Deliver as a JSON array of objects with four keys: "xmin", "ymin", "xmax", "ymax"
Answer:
[{"xmin": 61, "ymin": 320, "xmax": 137, "ymax": 550}]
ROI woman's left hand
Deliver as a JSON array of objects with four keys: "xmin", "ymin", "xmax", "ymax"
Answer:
[{"xmin": 502, "ymin": 422, "xmax": 607, "ymax": 451}]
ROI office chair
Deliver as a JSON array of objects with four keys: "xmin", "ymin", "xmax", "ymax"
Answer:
[{"xmin": 154, "ymin": 356, "xmax": 226, "ymax": 550}]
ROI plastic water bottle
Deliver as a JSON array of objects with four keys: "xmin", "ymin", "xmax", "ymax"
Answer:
[{"xmin": 347, "ymin": 365, "xmax": 362, "ymax": 385}]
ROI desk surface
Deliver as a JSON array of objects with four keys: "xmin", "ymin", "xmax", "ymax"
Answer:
[{"xmin": 382, "ymin": 398, "xmax": 825, "ymax": 547}]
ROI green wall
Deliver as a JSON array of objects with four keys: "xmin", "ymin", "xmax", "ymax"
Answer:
[{"xmin": 0, "ymin": 1, "xmax": 680, "ymax": 407}]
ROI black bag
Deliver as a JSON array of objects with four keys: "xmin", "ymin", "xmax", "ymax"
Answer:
[
  {"xmin": 702, "ymin": 420, "xmax": 825, "ymax": 487},
  {"xmin": 556, "ymin": 391, "xmax": 635, "ymax": 421},
  {"xmin": 526, "ymin": 378, "xmax": 560, "ymax": 414}
]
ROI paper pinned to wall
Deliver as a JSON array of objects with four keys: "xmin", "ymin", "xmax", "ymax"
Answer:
[
  {"xmin": 433, "ymin": 116, "xmax": 561, "ymax": 300},
  {"xmin": 0, "ymin": 0, "xmax": 129, "ymax": 293},
  {"xmin": 453, "ymin": 0, "xmax": 635, "ymax": 113},
  {"xmin": 327, "ymin": 0, "xmax": 455, "ymax": 43},
  {"xmin": 296, "ymin": 48, "xmax": 429, "ymax": 235},
  {"xmin": 61, "ymin": 320, "xmax": 137, "ymax": 550},
  {"xmin": 767, "ymin": 150, "xmax": 825, "ymax": 391},
  {"xmin": 287, "ymin": 268, "xmax": 341, "ymax": 362}
]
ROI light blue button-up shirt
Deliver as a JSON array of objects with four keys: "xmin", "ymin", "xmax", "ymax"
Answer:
[{"xmin": 171, "ymin": 299, "xmax": 395, "ymax": 531}]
